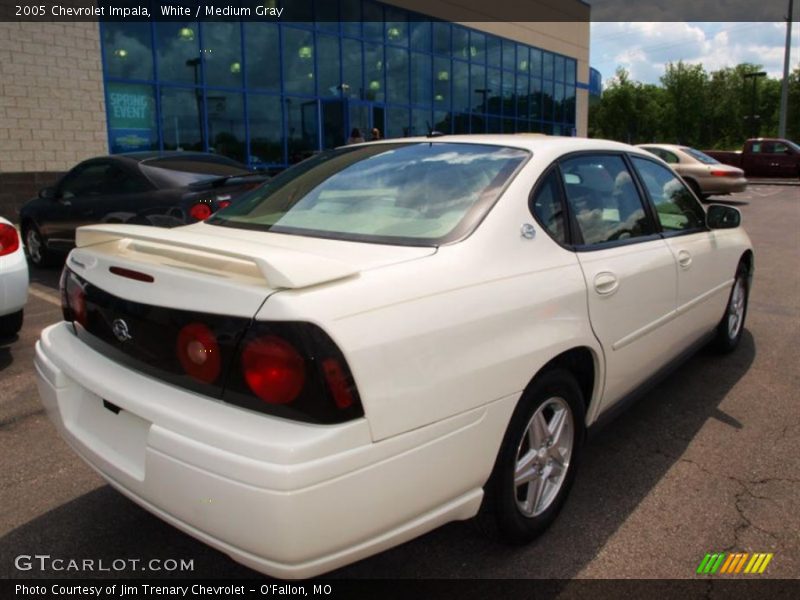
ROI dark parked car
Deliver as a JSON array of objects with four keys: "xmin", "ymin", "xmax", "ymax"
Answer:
[
  {"xmin": 703, "ymin": 138, "xmax": 800, "ymax": 178},
  {"xmin": 20, "ymin": 152, "xmax": 268, "ymax": 267}
]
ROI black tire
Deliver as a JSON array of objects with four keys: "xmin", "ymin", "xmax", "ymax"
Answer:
[
  {"xmin": 482, "ymin": 368, "xmax": 585, "ymax": 544},
  {"xmin": 22, "ymin": 223, "xmax": 55, "ymax": 268},
  {"xmin": 713, "ymin": 262, "xmax": 750, "ymax": 353},
  {"xmin": 0, "ymin": 309, "xmax": 23, "ymax": 338}
]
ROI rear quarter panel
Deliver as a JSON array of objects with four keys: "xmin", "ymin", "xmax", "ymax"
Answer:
[{"xmin": 256, "ymin": 162, "xmax": 603, "ymax": 442}]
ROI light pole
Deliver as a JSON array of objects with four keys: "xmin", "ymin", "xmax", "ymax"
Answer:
[
  {"xmin": 778, "ymin": 0, "xmax": 794, "ymax": 138},
  {"xmin": 743, "ymin": 71, "xmax": 767, "ymax": 139}
]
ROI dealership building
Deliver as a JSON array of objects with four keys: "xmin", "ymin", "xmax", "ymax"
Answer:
[{"xmin": 0, "ymin": 0, "xmax": 590, "ymax": 219}]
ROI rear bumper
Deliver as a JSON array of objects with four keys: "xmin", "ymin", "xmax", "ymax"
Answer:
[
  {"xmin": 35, "ymin": 322, "xmax": 515, "ymax": 579},
  {"xmin": 701, "ymin": 177, "xmax": 748, "ymax": 195},
  {"xmin": 0, "ymin": 248, "xmax": 29, "ymax": 317}
]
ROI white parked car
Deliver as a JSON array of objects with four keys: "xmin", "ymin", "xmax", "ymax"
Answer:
[
  {"xmin": 0, "ymin": 216, "xmax": 29, "ymax": 337},
  {"xmin": 35, "ymin": 136, "xmax": 753, "ymax": 579}
]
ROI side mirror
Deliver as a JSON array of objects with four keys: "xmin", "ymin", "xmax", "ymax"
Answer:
[
  {"xmin": 706, "ymin": 204, "xmax": 741, "ymax": 229},
  {"xmin": 38, "ymin": 187, "xmax": 56, "ymax": 200}
]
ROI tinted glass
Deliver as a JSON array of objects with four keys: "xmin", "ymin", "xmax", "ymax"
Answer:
[
  {"xmin": 245, "ymin": 23, "xmax": 279, "ymax": 91},
  {"xmin": 206, "ymin": 92, "xmax": 246, "ymax": 162},
  {"xmin": 317, "ymin": 35, "xmax": 341, "ymax": 98},
  {"xmin": 248, "ymin": 94, "xmax": 283, "ymax": 165},
  {"xmin": 60, "ymin": 163, "xmax": 116, "ymax": 197},
  {"xmin": 202, "ymin": 22, "xmax": 242, "ymax": 88},
  {"xmin": 285, "ymin": 97, "xmax": 319, "ymax": 163},
  {"xmin": 282, "ymin": 28, "xmax": 315, "ymax": 96},
  {"xmin": 160, "ymin": 87, "xmax": 203, "ymax": 151},
  {"xmin": 386, "ymin": 47, "xmax": 409, "ymax": 104},
  {"xmin": 631, "ymin": 157, "xmax": 705, "ymax": 232},
  {"xmin": 411, "ymin": 53, "xmax": 432, "ymax": 106},
  {"xmin": 102, "ymin": 22, "xmax": 153, "ymax": 80},
  {"xmin": 531, "ymin": 169, "xmax": 566, "ymax": 244},
  {"xmin": 155, "ymin": 23, "xmax": 199, "ymax": 85},
  {"xmin": 209, "ymin": 143, "xmax": 529, "ymax": 244},
  {"xmin": 342, "ymin": 39, "xmax": 363, "ymax": 99},
  {"xmin": 561, "ymin": 155, "xmax": 653, "ymax": 245}
]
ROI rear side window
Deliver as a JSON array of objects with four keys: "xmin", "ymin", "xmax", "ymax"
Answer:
[
  {"xmin": 631, "ymin": 156, "xmax": 705, "ymax": 232},
  {"xmin": 560, "ymin": 154, "xmax": 653, "ymax": 246},
  {"xmin": 60, "ymin": 163, "xmax": 116, "ymax": 198},
  {"xmin": 530, "ymin": 170, "xmax": 566, "ymax": 244}
]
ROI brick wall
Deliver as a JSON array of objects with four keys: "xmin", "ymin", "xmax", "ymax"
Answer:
[{"xmin": 0, "ymin": 22, "xmax": 107, "ymax": 221}]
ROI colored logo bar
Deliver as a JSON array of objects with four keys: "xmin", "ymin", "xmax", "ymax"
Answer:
[{"xmin": 696, "ymin": 552, "xmax": 774, "ymax": 575}]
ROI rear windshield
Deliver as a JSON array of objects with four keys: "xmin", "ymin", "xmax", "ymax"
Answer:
[
  {"xmin": 140, "ymin": 157, "xmax": 249, "ymax": 187},
  {"xmin": 682, "ymin": 147, "xmax": 720, "ymax": 165},
  {"xmin": 207, "ymin": 142, "xmax": 529, "ymax": 245}
]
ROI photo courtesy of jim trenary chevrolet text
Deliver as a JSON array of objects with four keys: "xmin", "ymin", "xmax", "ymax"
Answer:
[{"xmin": 1, "ymin": 0, "xmax": 799, "ymax": 598}]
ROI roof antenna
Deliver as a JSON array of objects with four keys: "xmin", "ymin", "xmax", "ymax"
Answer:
[{"xmin": 426, "ymin": 121, "xmax": 444, "ymax": 138}]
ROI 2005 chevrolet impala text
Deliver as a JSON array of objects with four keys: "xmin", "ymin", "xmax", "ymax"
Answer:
[{"xmin": 34, "ymin": 135, "xmax": 753, "ymax": 579}]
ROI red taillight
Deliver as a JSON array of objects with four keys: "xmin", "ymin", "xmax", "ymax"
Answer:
[
  {"xmin": 710, "ymin": 170, "xmax": 738, "ymax": 177},
  {"xmin": 217, "ymin": 200, "xmax": 232, "ymax": 210},
  {"xmin": 189, "ymin": 202, "xmax": 213, "ymax": 221},
  {"xmin": 322, "ymin": 358, "xmax": 355, "ymax": 409},
  {"xmin": 0, "ymin": 223, "xmax": 20, "ymax": 257},
  {"xmin": 61, "ymin": 269, "xmax": 87, "ymax": 327},
  {"xmin": 241, "ymin": 335, "xmax": 306, "ymax": 404},
  {"xmin": 176, "ymin": 322, "xmax": 221, "ymax": 384}
]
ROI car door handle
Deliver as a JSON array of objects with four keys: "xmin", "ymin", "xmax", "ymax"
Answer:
[
  {"xmin": 677, "ymin": 250, "xmax": 693, "ymax": 269},
  {"xmin": 593, "ymin": 272, "xmax": 619, "ymax": 296}
]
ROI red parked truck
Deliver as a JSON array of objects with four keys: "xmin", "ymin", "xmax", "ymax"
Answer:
[{"xmin": 704, "ymin": 138, "xmax": 800, "ymax": 178}]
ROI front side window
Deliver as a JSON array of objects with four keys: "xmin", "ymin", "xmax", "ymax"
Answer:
[
  {"xmin": 560, "ymin": 155, "xmax": 653, "ymax": 246},
  {"xmin": 208, "ymin": 143, "xmax": 529, "ymax": 245},
  {"xmin": 631, "ymin": 156, "xmax": 705, "ymax": 232},
  {"xmin": 682, "ymin": 147, "xmax": 718, "ymax": 164}
]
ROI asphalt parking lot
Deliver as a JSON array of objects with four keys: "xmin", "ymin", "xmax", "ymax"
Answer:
[{"xmin": 0, "ymin": 184, "xmax": 798, "ymax": 581}]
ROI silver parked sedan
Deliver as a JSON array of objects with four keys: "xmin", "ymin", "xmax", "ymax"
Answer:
[{"xmin": 638, "ymin": 144, "xmax": 748, "ymax": 199}]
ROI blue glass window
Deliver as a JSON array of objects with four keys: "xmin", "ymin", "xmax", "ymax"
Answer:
[
  {"xmin": 155, "ymin": 22, "xmax": 200, "ymax": 85},
  {"xmin": 202, "ymin": 22, "xmax": 242, "ymax": 89},
  {"xmin": 245, "ymin": 23, "xmax": 279, "ymax": 91},
  {"xmin": 248, "ymin": 94, "xmax": 283, "ymax": 165},
  {"xmin": 102, "ymin": 22, "xmax": 153, "ymax": 80},
  {"xmin": 317, "ymin": 35, "xmax": 341, "ymax": 98},
  {"xmin": 161, "ymin": 87, "xmax": 203, "ymax": 151},
  {"xmin": 282, "ymin": 28, "xmax": 315, "ymax": 96},
  {"xmin": 206, "ymin": 91, "xmax": 246, "ymax": 162}
]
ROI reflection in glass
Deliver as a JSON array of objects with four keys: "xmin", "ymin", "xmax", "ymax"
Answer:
[
  {"xmin": 155, "ymin": 22, "xmax": 200, "ymax": 84},
  {"xmin": 471, "ymin": 64, "xmax": 487, "ymax": 113},
  {"xmin": 470, "ymin": 31, "xmax": 486, "ymax": 64},
  {"xmin": 385, "ymin": 7, "xmax": 407, "ymax": 46},
  {"xmin": 487, "ymin": 36, "xmax": 501, "ymax": 68},
  {"xmin": 452, "ymin": 27, "xmax": 469, "ymax": 60},
  {"xmin": 364, "ymin": 44, "xmax": 384, "ymax": 102},
  {"xmin": 410, "ymin": 21, "xmax": 431, "ymax": 53},
  {"xmin": 386, "ymin": 106, "xmax": 409, "ymax": 138},
  {"xmin": 411, "ymin": 53, "xmax": 432, "ymax": 106},
  {"xmin": 487, "ymin": 68, "xmax": 501, "ymax": 115},
  {"xmin": 433, "ymin": 22, "xmax": 450, "ymax": 54},
  {"xmin": 410, "ymin": 108, "xmax": 431, "ymax": 136},
  {"xmin": 285, "ymin": 96, "xmax": 319, "ymax": 163},
  {"xmin": 248, "ymin": 94, "xmax": 283, "ymax": 165},
  {"xmin": 317, "ymin": 35, "xmax": 341, "ymax": 97},
  {"xmin": 283, "ymin": 28, "xmax": 315, "ymax": 96},
  {"xmin": 543, "ymin": 52, "xmax": 554, "ymax": 81},
  {"xmin": 103, "ymin": 22, "xmax": 153, "ymax": 80},
  {"xmin": 363, "ymin": 1, "xmax": 383, "ymax": 43},
  {"xmin": 516, "ymin": 72, "xmax": 529, "ymax": 120},
  {"xmin": 502, "ymin": 40, "xmax": 515, "ymax": 71},
  {"xmin": 529, "ymin": 48, "xmax": 542, "ymax": 79},
  {"xmin": 342, "ymin": 38, "xmax": 363, "ymax": 99},
  {"xmin": 203, "ymin": 22, "xmax": 242, "ymax": 89},
  {"xmin": 564, "ymin": 85, "xmax": 576, "ymax": 125},
  {"xmin": 161, "ymin": 87, "xmax": 203, "ymax": 151},
  {"xmin": 501, "ymin": 70, "xmax": 514, "ymax": 117},
  {"xmin": 386, "ymin": 47, "xmax": 409, "ymax": 104},
  {"xmin": 340, "ymin": 0, "xmax": 361, "ymax": 38},
  {"xmin": 206, "ymin": 91, "xmax": 245, "ymax": 162},
  {"xmin": 554, "ymin": 55, "xmax": 565, "ymax": 82},
  {"xmin": 452, "ymin": 61, "xmax": 469, "ymax": 113},
  {"xmin": 107, "ymin": 83, "xmax": 157, "ymax": 152},
  {"xmin": 245, "ymin": 23, "xmax": 279, "ymax": 91},
  {"xmin": 530, "ymin": 77, "xmax": 542, "ymax": 120}
]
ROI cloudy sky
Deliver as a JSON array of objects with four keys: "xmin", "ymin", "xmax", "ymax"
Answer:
[{"xmin": 590, "ymin": 22, "xmax": 800, "ymax": 85}]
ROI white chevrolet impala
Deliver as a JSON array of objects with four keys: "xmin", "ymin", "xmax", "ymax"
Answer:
[{"xmin": 35, "ymin": 136, "xmax": 752, "ymax": 578}]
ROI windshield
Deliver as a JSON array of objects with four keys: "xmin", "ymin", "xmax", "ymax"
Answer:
[
  {"xmin": 682, "ymin": 147, "xmax": 720, "ymax": 165},
  {"xmin": 207, "ymin": 142, "xmax": 529, "ymax": 245}
]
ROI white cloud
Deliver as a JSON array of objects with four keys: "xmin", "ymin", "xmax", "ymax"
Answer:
[{"xmin": 591, "ymin": 21, "xmax": 800, "ymax": 85}]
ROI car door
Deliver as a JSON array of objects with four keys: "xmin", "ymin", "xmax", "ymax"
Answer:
[
  {"xmin": 559, "ymin": 153, "xmax": 679, "ymax": 409},
  {"xmin": 45, "ymin": 160, "xmax": 119, "ymax": 247},
  {"xmin": 770, "ymin": 141, "xmax": 797, "ymax": 177},
  {"xmin": 630, "ymin": 155, "xmax": 736, "ymax": 342}
]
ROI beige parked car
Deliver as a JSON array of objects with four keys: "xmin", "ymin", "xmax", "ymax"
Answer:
[{"xmin": 638, "ymin": 144, "xmax": 748, "ymax": 199}]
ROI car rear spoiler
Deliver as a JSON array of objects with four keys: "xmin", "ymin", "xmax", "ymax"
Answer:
[{"xmin": 75, "ymin": 224, "xmax": 359, "ymax": 290}]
